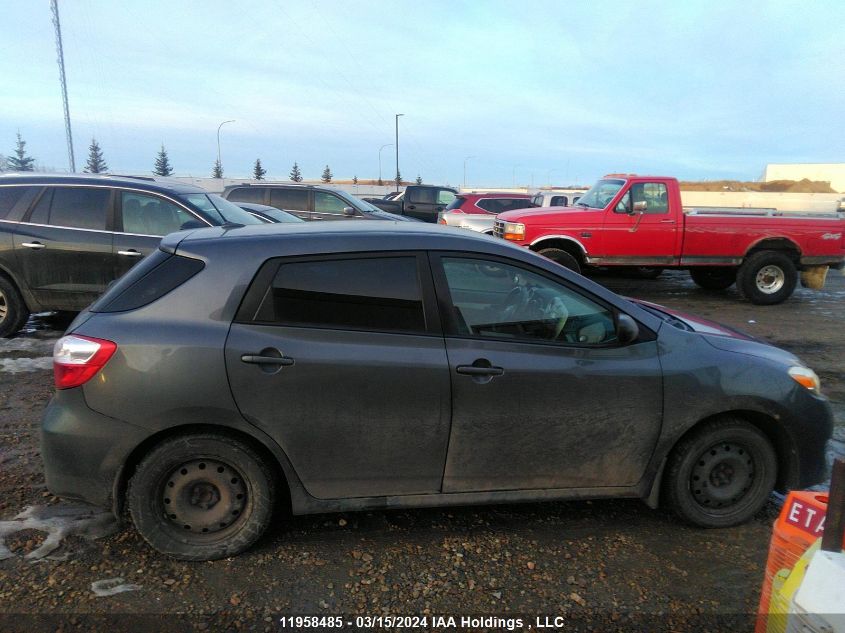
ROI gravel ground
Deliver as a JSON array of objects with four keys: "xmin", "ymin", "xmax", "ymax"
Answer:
[{"xmin": 0, "ymin": 271, "xmax": 843, "ymax": 632}]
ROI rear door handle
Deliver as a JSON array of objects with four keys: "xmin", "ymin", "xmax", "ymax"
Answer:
[
  {"xmin": 21, "ymin": 242, "xmax": 46, "ymax": 249},
  {"xmin": 456, "ymin": 365, "xmax": 504, "ymax": 377},
  {"xmin": 241, "ymin": 354, "xmax": 295, "ymax": 366},
  {"xmin": 117, "ymin": 249, "xmax": 143, "ymax": 257}
]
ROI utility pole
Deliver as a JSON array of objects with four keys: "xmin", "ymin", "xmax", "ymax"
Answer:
[
  {"xmin": 394, "ymin": 114, "xmax": 403, "ymax": 190},
  {"xmin": 217, "ymin": 120, "xmax": 235, "ymax": 171},
  {"xmin": 50, "ymin": 0, "xmax": 75, "ymax": 172}
]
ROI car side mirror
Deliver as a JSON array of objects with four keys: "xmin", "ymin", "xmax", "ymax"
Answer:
[
  {"xmin": 342, "ymin": 206, "xmax": 356, "ymax": 217},
  {"xmin": 633, "ymin": 201, "xmax": 648, "ymax": 214},
  {"xmin": 616, "ymin": 313, "xmax": 639, "ymax": 344}
]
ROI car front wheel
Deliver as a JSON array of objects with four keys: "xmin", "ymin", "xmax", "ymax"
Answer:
[
  {"xmin": 128, "ymin": 433, "xmax": 276, "ymax": 560},
  {"xmin": 663, "ymin": 417, "xmax": 777, "ymax": 528}
]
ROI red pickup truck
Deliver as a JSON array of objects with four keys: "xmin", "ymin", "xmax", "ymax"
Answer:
[{"xmin": 494, "ymin": 175, "xmax": 845, "ymax": 304}]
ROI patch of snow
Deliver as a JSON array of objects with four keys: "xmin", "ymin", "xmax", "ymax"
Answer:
[
  {"xmin": 0, "ymin": 504, "xmax": 118, "ymax": 561},
  {"xmin": 91, "ymin": 577, "xmax": 142, "ymax": 597},
  {"xmin": 0, "ymin": 357, "xmax": 53, "ymax": 373}
]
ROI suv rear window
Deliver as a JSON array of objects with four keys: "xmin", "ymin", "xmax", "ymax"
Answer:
[
  {"xmin": 90, "ymin": 250, "xmax": 205, "ymax": 313},
  {"xmin": 445, "ymin": 197, "xmax": 466, "ymax": 211}
]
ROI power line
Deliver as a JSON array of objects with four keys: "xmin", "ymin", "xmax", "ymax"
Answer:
[{"xmin": 50, "ymin": 0, "xmax": 75, "ymax": 172}]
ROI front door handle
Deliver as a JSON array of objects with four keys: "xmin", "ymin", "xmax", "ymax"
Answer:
[
  {"xmin": 21, "ymin": 242, "xmax": 46, "ymax": 250},
  {"xmin": 241, "ymin": 354, "xmax": 295, "ymax": 366},
  {"xmin": 117, "ymin": 249, "xmax": 143, "ymax": 257},
  {"xmin": 456, "ymin": 365, "xmax": 504, "ymax": 377},
  {"xmin": 407, "ymin": 205, "xmax": 416, "ymax": 210},
  {"xmin": 659, "ymin": 219, "xmax": 676, "ymax": 224}
]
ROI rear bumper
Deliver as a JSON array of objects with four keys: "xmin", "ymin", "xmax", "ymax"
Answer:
[{"xmin": 41, "ymin": 388, "xmax": 149, "ymax": 511}]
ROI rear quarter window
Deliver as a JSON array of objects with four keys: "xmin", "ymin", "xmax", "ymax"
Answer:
[{"xmin": 0, "ymin": 186, "xmax": 32, "ymax": 219}]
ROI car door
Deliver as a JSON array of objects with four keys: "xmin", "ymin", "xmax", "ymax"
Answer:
[
  {"xmin": 113, "ymin": 190, "xmax": 208, "ymax": 278},
  {"xmin": 431, "ymin": 252, "xmax": 663, "ymax": 493},
  {"xmin": 403, "ymin": 187, "xmax": 440, "ymax": 222},
  {"xmin": 312, "ymin": 191, "xmax": 361, "ymax": 222},
  {"xmin": 225, "ymin": 252, "xmax": 451, "ymax": 499},
  {"xmin": 600, "ymin": 181, "xmax": 678, "ymax": 265},
  {"xmin": 269, "ymin": 188, "xmax": 310, "ymax": 221},
  {"xmin": 12, "ymin": 186, "xmax": 113, "ymax": 310}
]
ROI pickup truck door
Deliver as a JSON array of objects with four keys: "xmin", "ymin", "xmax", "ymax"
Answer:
[
  {"xmin": 432, "ymin": 253, "xmax": 663, "ymax": 493},
  {"xmin": 600, "ymin": 182, "xmax": 679, "ymax": 265},
  {"xmin": 404, "ymin": 188, "xmax": 456, "ymax": 223}
]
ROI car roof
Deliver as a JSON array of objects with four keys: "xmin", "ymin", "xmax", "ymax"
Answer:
[
  {"xmin": 0, "ymin": 172, "xmax": 208, "ymax": 194},
  {"xmin": 459, "ymin": 191, "xmax": 533, "ymax": 199}
]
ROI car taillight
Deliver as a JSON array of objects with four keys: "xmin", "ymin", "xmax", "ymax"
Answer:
[{"xmin": 53, "ymin": 335, "xmax": 117, "ymax": 390}]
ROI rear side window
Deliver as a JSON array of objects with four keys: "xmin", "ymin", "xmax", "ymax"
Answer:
[
  {"xmin": 225, "ymin": 187, "xmax": 265, "ymax": 204},
  {"xmin": 28, "ymin": 187, "xmax": 110, "ymax": 230},
  {"xmin": 270, "ymin": 188, "xmax": 309, "ymax": 211},
  {"xmin": 408, "ymin": 188, "xmax": 436, "ymax": 204},
  {"xmin": 252, "ymin": 256, "xmax": 425, "ymax": 333},
  {"xmin": 476, "ymin": 199, "xmax": 504, "ymax": 213},
  {"xmin": 445, "ymin": 197, "xmax": 466, "ymax": 211},
  {"xmin": 90, "ymin": 250, "xmax": 205, "ymax": 313},
  {"xmin": 0, "ymin": 187, "xmax": 31, "ymax": 219}
]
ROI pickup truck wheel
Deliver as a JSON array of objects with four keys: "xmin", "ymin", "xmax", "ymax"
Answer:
[
  {"xmin": 537, "ymin": 248, "xmax": 581, "ymax": 274},
  {"xmin": 663, "ymin": 416, "xmax": 777, "ymax": 528},
  {"xmin": 690, "ymin": 267, "xmax": 736, "ymax": 290},
  {"xmin": 737, "ymin": 251, "xmax": 797, "ymax": 305},
  {"xmin": 0, "ymin": 276, "xmax": 30, "ymax": 338},
  {"xmin": 128, "ymin": 433, "xmax": 276, "ymax": 561}
]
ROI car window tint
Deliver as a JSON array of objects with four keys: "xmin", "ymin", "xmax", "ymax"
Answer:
[
  {"xmin": 476, "ymin": 199, "xmax": 502, "ymax": 214},
  {"xmin": 226, "ymin": 187, "xmax": 264, "ymax": 204},
  {"xmin": 0, "ymin": 187, "xmax": 30, "ymax": 219},
  {"xmin": 437, "ymin": 190, "xmax": 456, "ymax": 205},
  {"xmin": 550, "ymin": 195, "xmax": 568, "ymax": 206},
  {"xmin": 408, "ymin": 188, "xmax": 436, "ymax": 204},
  {"xmin": 502, "ymin": 198, "xmax": 531, "ymax": 211},
  {"xmin": 313, "ymin": 192, "xmax": 347, "ymax": 214},
  {"xmin": 27, "ymin": 189, "xmax": 52, "ymax": 224},
  {"xmin": 445, "ymin": 197, "xmax": 466, "ymax": 211},
  {"xmin": 120, "ymin": 191, "xmax": 197, "ymax": 236},
  {"xmin": 270, "ymin": 188, "xmax": 309, "ymax": 211},
  {"xmin": 441, "ymin": 257, "xmax": 617, "ymax": 345},
  {"xmin": 631, "ymin": 182, "xmax": 669, "ymax": 214},
  {"xmin": 255, "ymin": 257, "xmax": 425, "ymax": 333},
  {"xmin": 46, "ymin": 187, "xmax": 109, "ymax": 230}
]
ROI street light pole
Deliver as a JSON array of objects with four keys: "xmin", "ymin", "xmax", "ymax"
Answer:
[
  {"xmin": 217, "ymin": 119, "xmax": 235, "ymax": 171},
  {"xmin": 395, "ymin": 114, "xmax": 404, "ymax": 190},
  {"xmin": 463, "ymin": 156, "xmax": 475, "ymax": 189},
  {"xmin": 378, "ymin": 144, "xmax": 393, "ymax": 184}
]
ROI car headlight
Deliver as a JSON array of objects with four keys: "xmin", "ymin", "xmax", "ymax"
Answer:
[
  {"xmin": 502, "ymin": 222, "xmax": 525, "ymax": 241},
  {"xmin": 788, "ymin": 366, "xmax": 821, "ymax": 394}
]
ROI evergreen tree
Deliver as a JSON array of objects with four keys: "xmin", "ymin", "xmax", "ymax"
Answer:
[
  {"xmin": 352, "ymin": 175, "xmax": 358, "ymax": 185},
  {"xmin": 212, "ymin": 159, "xmax": 223, "ymax": 179},
  {"xmin": 321, "ymin": 165, "xmax": 332, "ymax": 183},
  {"xmin": 395, "ymin": 171, "xmax": 402, "ymax": 188},
  {"xmin": 415, "ymin": 174, "xmax": 423, "ymax": 185},
  {"xmin": 153, "ymin": 145, "xmax": 173, "ymax": 176},
  {"xmin": 7, "ymin": 132, "xmax": 35, "ymax": 171},
  {"xmin": 253, "ymin": 158, "xmax": 266, "ymax": 180},
  {"xmin": 289, "ymin": 162, "xmax": 303, "ymax": 182},
  {"xmin": 0, "ymin": 155, "xmax": 7, "ymax": 172},
  {"xmin": 84, "ymin": 138, "xmax": 108, "ymax": 173}
]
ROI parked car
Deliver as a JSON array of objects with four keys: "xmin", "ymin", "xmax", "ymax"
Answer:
[
  {"xmin": 439, "ymin": 192, "xmax": 538, "ymax": 234},
  {"xmin": 363, "ymin": 184, "xmax": 459, "ymax": 222},
  {"xmin": 222, "ymin": 183, "xmax": 414, "ymax": 222},
  {"xmin": 42, "ymin": 221, "xmax": 831, "ymax": 560},
  {"xmin": 0, "ymin": 173, "xmax": 264, "ymax": 337},
  {"xmin": 495, "ymin": 175, "xmax": 845, "ymax": 304},
  {"xmin": 236, "ymin": 202, "xmax": 304, "ymax": 224}
]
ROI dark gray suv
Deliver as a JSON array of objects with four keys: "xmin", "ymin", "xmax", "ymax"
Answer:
[{"xmin": 41, "ymin": 222, "xmax": 832, "ymax": 560}]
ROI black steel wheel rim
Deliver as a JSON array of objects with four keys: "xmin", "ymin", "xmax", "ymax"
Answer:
[
  {"xmin": 690, "ymin": 441, "xmax": 755, "ymax": 510},
  {"xmin": 161, "ymin": 459, "xmax": 247, "ymax": 534}
]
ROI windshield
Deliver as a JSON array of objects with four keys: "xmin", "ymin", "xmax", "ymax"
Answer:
[
  {"xmin": 575, "ymin": 179, "xmax": 625, "ymax": 209},
  {"xmin": 180, "ymin": 193, "xmax": 264, "ymax": 225}
]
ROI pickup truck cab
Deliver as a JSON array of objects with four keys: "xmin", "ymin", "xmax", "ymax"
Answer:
[
  {"xmin": 495, "ymin": 175, "xmax": 845, "ymax": 305},
  {"xmin": 364, "ymin": 185, "xmax": 458, "ymax": 222}
]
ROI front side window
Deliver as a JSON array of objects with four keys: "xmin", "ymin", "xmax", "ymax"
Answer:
[
  {"xmin": 254, "ymin": 256, "xmax": 426, "ymax": 333},
  {"xmin": 269, "ymin": 188, "xmax": 309, "ymax": 211},
  {"xmin": 120, "ymin": 191, "xmax": 199, "ymax": 235},
  {"xmin": 631, "ymin": 182, "xmax": 669, "ymax": 214},
  {"xmin": 441, "ymin": 257, "xmax": 617, "ymax": 345},
  {"xmin": 437, "ymin": 190, "xmax": 456, "ymax": 205},
  {"xmin": 28, "ymin": 187, "xmax": 109, "ymax": 230},
  {"xmin": 314, "ymin": 192, "xmax": 348, "ymax": 215},
  {"xmin": 576, "ymin": 179, "xmax": 625, "ymax": 209}
]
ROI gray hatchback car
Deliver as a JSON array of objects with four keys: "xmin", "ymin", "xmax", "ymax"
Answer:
[{"xmin": 41, "ymin": 222, "xmax": 832, "ymax": 560}]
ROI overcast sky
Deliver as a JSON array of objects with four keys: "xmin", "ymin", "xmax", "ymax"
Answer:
[{"xmin": 1, "ymin": 0, "xmax": 842, "ymax": 186}]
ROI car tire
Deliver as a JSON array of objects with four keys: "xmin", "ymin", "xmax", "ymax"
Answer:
[
  {"xmin": 689, "ymin": 267, "xmax": 737, "ymax": 290},
  {"xmin": 128, "ymin": 433, "xmax": 276, "ymax": 561},
  {"xmin": 0, "ymin": 276, "xmax": 30, "ymax": 338},
  {"xmin": 663, "ymin": 416, "xmax": 777, "ymax": 528},
  {"xmin": 537, "ymin": 248, "xmax": 581, "ymax": 274},
  {"xmin": 736, "ymin": 251, "xmax": 797, "ymax": 305}
]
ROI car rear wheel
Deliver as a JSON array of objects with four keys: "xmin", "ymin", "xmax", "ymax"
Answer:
[
  {"xmin": 128, "ymin": 433, "xmax": 276, "ymax": 561},
  {"xmin": 537, "ymin": 248, "xmax": 581, "ymax": 274},
  {"xmin": 690, "ymin": 267, "xmax": 737, "ymax": 290},
  {"xmin": 663, "ymin": 416, "xmax": 777, "ymax": 528},
  {"xmin": 0, "ymin": 276, "xmax": 30, "ymax": 338},
  {"xmin": 737, "ymin": 251, "xmax": 797, "ymax": 305}
]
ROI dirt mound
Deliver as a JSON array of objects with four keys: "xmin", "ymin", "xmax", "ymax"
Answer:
[{"xmin": 680, "ymin": 179, "xmax": 835, "ymax": 193}]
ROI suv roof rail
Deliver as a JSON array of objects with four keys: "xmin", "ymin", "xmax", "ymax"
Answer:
[{"xmin": 109, "ymin": 174, "xmax": 157, "ymax": 182}]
